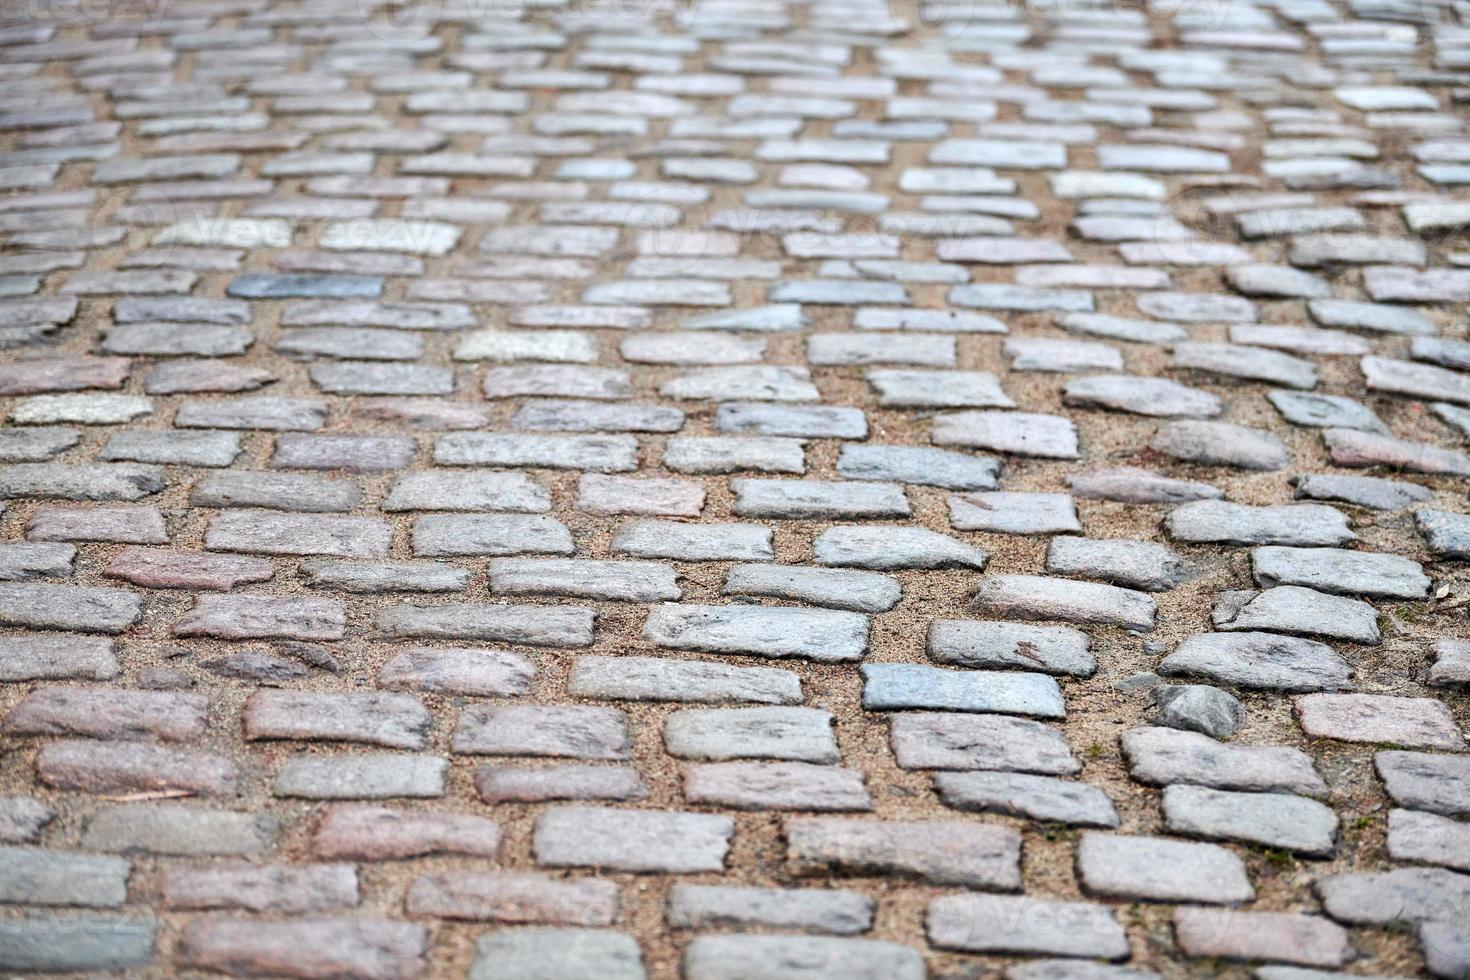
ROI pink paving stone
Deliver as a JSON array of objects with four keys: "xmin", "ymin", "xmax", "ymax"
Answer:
[
  {"xmin": 104, "ymin": 546, "xmax": 275, "ymax": 590},
  {"xmin": 1296, "ymin": 693, "xmax": 1465, "ymax": 750},
  {"xmin": 0, "ymin": 355, "xmax": 129, "ymax": 394},
  {"xmin": 311, "ymin": 806, "xmax": 501, "ymax": 861},
  {"xmin": 1173, "ymin": 908, "xmax": 1353, "ymax": 967}
]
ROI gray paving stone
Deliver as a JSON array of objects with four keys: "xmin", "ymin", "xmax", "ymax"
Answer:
[
  {"xmin": 731, "ymin": 479, "xmax": 909, "ymax": 519},
  {"xmin": 1152, "ymin": 420, "xmax": 1289, "ymax": 471},
  {"xmin": 1076, "ymin": 832, "xmax": 1254, "ymax": 904},
  {"xmin": 667, "ymin": 884, "xmax": 873, "ymax": 934},
  {"xmin": 1295, "ymin": 474, "xmax": 1429, "ymax": 510},
  {"xmin": 1173, "ymin": 908, "xmax": 1352, "ymax": 968},
  {"xmin": 936, "ymin": 772, "xmax": 1118, "ymax": 827},
  {"xmin": 413, "ymin": 514, "xmax": 573, "ymax": 558},
  {"xmin": 785, "ymin": 816, "xmax": 1021, "ymax": 889},
  {"xmin": 1161, "ymin": 632, "xmax": 1353, "ymax": 692},
  {"xmin": 836, "ymin": 443, "xmax": 999, "ymax": 490},
  {"xmin": 644, "ymin": 603, "xmax": 867, "ymax": 662},
  {"xmin": 1122, "ymin": 726, "xmax": 1328, "ymax": 797},
  {"xmin": 973, "ymin": 575, "xmax": 1157, "ymax": 632},
  {"xmin": 0, "ymin": 914, "xmax": 156, "ymax": 972},
  {"xmin": 0, "ymin": 846, "xmax": 131, "ymax": 907},
  {"xmin": 1252, "ymin": 546, "xmax": 1430, "ymax": 599},
  {"xmin": 1065, "ymin": 375, "xmax": 1221, "ymax": 418},
  {"xmin": 377, "ymin": 603, "xmax": 593, "ymax": 647},
  {"xmin": 932, "ymin": 410, "xmax": 1079, "ymax": 459},
  {"xmin": 275, "ymin": 754, "xmax": 447, "ymax": 800},
  {"xmin": 724, "ymin": 564, "xmax": 898, "ymax": 613},
  {"xmin": 812, "ymin": 525, "xmax": 988, "ymax": 570},
  {"xmin": 1046, "ymin": 537, "xmax": 1184, "ymax": 591},
  {"xmin": 534, "ymin": 806, "xmax": 732, "ymax": 873},
  {"xmin": 684, "ymin": 935, "xmax": 922, "ymax": 980},
  {"xmin": 666, "ymin": 707, "xmax": 837, "ymax": 763},
  {"xmin": 1153, "ymin": 685, "xmax": 1245, "ymax": 738},
  {"xmin": 949, "ymin": 491, "xmax": 1081, "ymax": 534},
  {"xmin": 0, "ymin": 541, "xmax": 75, "ymax": 581},
  {"xmin": 928, "ymin": 620, "xmax": 1094, "ymax": 677},
  {"xmin": 191, "ymin": 471, "xmax": 360, "ymax": 512},
  {"xmin": 470, "ymin": 928, "xmax": 644, "ymax": 980},
  {"xmin": 862, "ymin": 663, "xmax": 1065, "ymax": 718},
  {"xmin": 1163, "ymin": 784, "xmax": 1338, "ymax": 856},
  {"xmin": 84, "ymin": 804, "xmax": 275, "ymax": 856},
  {"xmin": 928, "ymin": 893, "xmax": 1129, "ymax": 958},
  {"xmin": 685, "ymin": 761, "xmax": 872, "ymax": 811},
  {"xmin": 612, "ymin": 521, "xmax": 772, "ymax": 561},
  {"xmin": 1213, "ymin": 587, "xmax": 1379, "ymax": 644},
  {"xmin": 1387, "ymin": 808, "xmax": 1470, "ymax": 872},
  {"xmin": 568, "ymin": 656, "xmax": 801, "ymax": 705},
  {"xmin": 1069, "ymin": 468, "xmax": 1223, "ymax": 504},
  {"xmin": 1317, "ymin": 867, "xmax": 1470, "ymax": 925}
]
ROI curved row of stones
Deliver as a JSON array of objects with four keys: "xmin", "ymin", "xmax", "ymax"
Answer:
[{"xmin": 1, "ymin": 0, "xmax": 1469, "ymax": 977}]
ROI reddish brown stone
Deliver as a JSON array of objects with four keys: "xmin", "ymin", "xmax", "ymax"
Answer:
[
  {"xmin": 405, "ymin": 872, "xmax": 617, "ymax": 925},
  {"xmin": 178, "ymin": 916, "xmax": 427, "ymax": 980},
  {"xmin": 0, "ymin": 355, "xmax": 129, "ymax": 395},
  {"xmin": 311, "ymin": 805, "xmax": 501, "ymax": 860},
  {"xmin": 36, "ymin": 740, "xmax": 238, "ymax": 796},
  {"xmin": 104, "ymin": 547, "xmax": 275, "ymax": 590},
  {"xmin": 4, "ymin": 686, "xmax": 207, "ymax": 741}
]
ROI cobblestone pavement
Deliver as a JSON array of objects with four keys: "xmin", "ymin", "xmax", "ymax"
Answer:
[{"xmin": 3, "ymin": 0, "xmax": 1470, "ymax": 976}]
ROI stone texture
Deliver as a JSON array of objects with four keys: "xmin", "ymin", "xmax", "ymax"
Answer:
[{"xmin": 1076, "ymin": 833, "xmax": 1255, "ymax": 904}]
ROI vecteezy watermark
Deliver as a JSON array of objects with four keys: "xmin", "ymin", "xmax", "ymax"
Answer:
[{"xmin": 23, "ymin": 0, "xmax": 172, "ymax": 23}]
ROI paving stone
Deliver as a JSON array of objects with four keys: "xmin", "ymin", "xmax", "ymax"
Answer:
[
  {"xmin": 0, "ymin": 633, "xmax": 115, "ymax": 681},
  {"xmin": 723, "ymin": 564, "xmax": 898, "ymax": 613},
  {"xmin": 469, "ymin": 928, "xmax": 644, "ymax": 980},
  {"xmin": 84, "ymin": 804, "xmax": 275, "ymax": 856},
  {"xmin": 1296, "ymin": 693, "xmax": 1464, "ymax": 749},
  {"xmin": 684, "ymin": 935, "xmax": 922, "ymax": 980},
  {"xmin": 382, "ymin": 471, "xmax": 548, "ymax": 512},
  {"xmin": 1387, "ymin": 808, "xmax": 1470, "ymax": 872},
  {"xmin": 1076, "ymin": 833, "xmax": 1254, "ymax": 904},
  {"xmin": 1045, "ymin": 538, "xmax": 1184, "ymax": 591},
  {"xmin": 413, "ymin": 514, "xmax": 573, "ymax": 557},
  {"xmin": 665, "ymin": 707, "xmax": 837, "ymax": 763},
  {"xmin": 179, "ymin": 917, "xmax": 427, "ymax": 980},
  {"xmin": 568, "ymin": 656, "xmax": 801, "ymax": 705},
  {"xmin": 1212, "ymin": 587, "xmax": 1379, "ymax": 644},
  {"xmin": 785, "ymin": 816, "xmax": 1021, "ymax": 889},
  {"xmin": 936, "ymin": 772, "xmax": 1118, "ymax": 827},
  {"xmin": 668, "ymin": 884, "xmax": 873, "ymax": 934},
  {"xmin": 0, "ymin": 845, "xmax": 131, "ymax": 907},
  {"xmin": 407, "ymin": 872, "xmax": 616, "ymax": 925},
  {"xmin": 245, "ymin": 691, "xmax": 429, "ymax": 749},
  {"xmin": 1122, "ymin": 726, "xmax": 1328, "ymax": 796},
  {"xmin": 191, "ymin": 471, "xmax": 361, "ymax": 512},
  {"xmin": 1324, "ymin": 427, "xmax": 1470, "ymax": 477},
  {"xmin": 312, "ymin": 806, "xmax": 501, "ymax": 860},
  {"xmin": 1252, "ymin": 546, "xmax": 1429, "ymax": 599},
  {"xmin": 162, "ymin": 864, "xmax": 358, "ymax": 913},
  {"xmin": 1430, "ymin": 640, "xmax": 1470, "ymax": 689},
  {"xmin": 378, "ymin": 599, "xmax": 592, "ymax": 647},
  {"xmin": 274, "ymin": 754, "xmax": 448, "ymax": 800},
  {"xmin": 475, "ymin": 765, "xmax": 647, "ymax": 804},
  {"xmin": 972, "ymin": 575, "xmax": 1157, "ymax": 632},
  {"xmin": 175, "ymin": 594, "xmax": 346, "ymax": 641},
  {"xmin": 1152, "ymin": 421, "xmax": 1289, "ymax": 471},
  {"xmin": 643, "ymin": 603, "xmax": 866, "ymax": 662},
  {"xmin": 862, "ymin": 663, "xmax": 1065, "ymax": 719},
  {"xmin": 5, "ymin": 686, "xmax": 205, "ymax": 741},
  {"xmin": 534, "ymin": 806, "xmax": 732, "ymax": 873},
  {"xmin": 928, "ymin": 893, "xmax": 1129, "ymax": 958},
  {"xmin": 1163, "ymin": 784, "xmax": 1338, "ymax": 856},
  {"xmin": 0, "ymin": 914, "xmax": 156, "ymax": 972},
  {"xmin": 932, "ymin": 410, "xmax": 1079, "ymax": 459},
  {"xmin": 37, "ymin": 740, "xmax": 237, "ymax": 796},
  {"xmin": 1065, "ymin": 375, "xmax": 1221, "ymax": 418},
  {"xmin": 1153, "ymin": 685, "xmax": 1245, "ymax": 738},
  {"xmin": 890, "ymin": 712, "xmax": 1079, "ymax": 774},
  {"xmin": 812, "ymin": 525, "xmax": 987, "ymax": 570},
  {"xmin": 0, "ymin": 463, "xmax": 164, "ymax": 501},
  {"xmin": 836, "ymin": 443, "xmax": 999, "ymax": 490},
  {"xmin": 685, "ymin": 761, "xmax": 872, "ymax": 811},
  {"xmin": 454, "ymin": 705, "xmax": 630, "ymax": 759},
  {"xmin": 1295, "ymin": 474, "xmax": 1428, "ymax": 510},
  {"xmin": 1069, "ymin": 468, "xmax": 1223, "ymax": 504},
  {"xmin": 868, "ymin": 369, "xmax": 1014, "ymax": 409},
  {"xmin": 732, "ymin": 479, "xmax": 909, "ymax": 519},
  {"xmin": 928, "ymin": 620, "xmax": 1094, "ymax": 677},
  {"xmin": 949, "ymin": 491, "xmax": 1081, "ymax": 534},
  {"xmin": 0, "ymin": 798, "xmax": 53, "ymax": 844},
  {"xmin": 1173, "ymin": 909, "xmax": 1352, "ymax": 968},
  {"xmin": 1317, "ymin": 867, "xmax": 1470, "ymax": 925}
]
